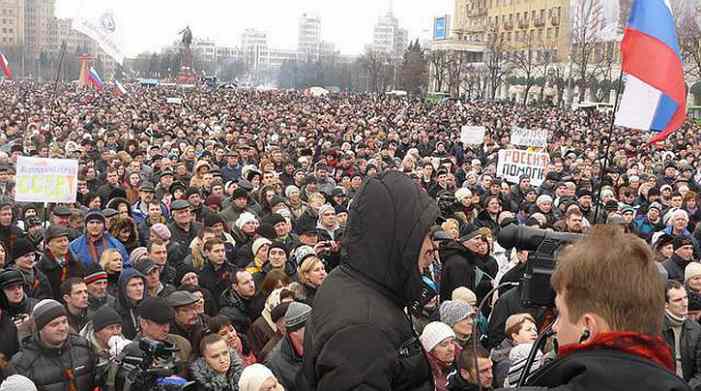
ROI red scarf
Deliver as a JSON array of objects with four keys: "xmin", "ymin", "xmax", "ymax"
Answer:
[{"xmin": 558, "ymin": 331, "xmax": 674, "ymax": 371}]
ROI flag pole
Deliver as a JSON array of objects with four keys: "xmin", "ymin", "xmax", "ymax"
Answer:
[{"xmin": 592, "ymin": 68, "xmax": 625, "ymax": 225}]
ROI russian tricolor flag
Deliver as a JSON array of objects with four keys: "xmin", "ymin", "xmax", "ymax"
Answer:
[
  {"xmin": 114, "ymin": 79, "xmax": 127, "ymax": 96},
  {"xmin": 0, "ymin": 50, "xmax": 12, "ymax": 79},
  {"xmin": 88, "ymin": 67, "xmax": 104, "ymax": 90},
  {"xmin": 614, "ymin": 0, "xmax": 686, "ymax": 143}
]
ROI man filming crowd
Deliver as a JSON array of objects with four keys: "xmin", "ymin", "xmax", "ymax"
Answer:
[{"xmin": 0, "ymin": 80, "xmax": 699, "ymax": 390}]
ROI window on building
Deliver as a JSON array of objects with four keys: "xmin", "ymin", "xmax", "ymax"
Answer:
[{"xmin": 554, "ymin": 27, "xmax": 559, "ymax": 38}]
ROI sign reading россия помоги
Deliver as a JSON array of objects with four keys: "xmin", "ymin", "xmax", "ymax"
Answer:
[
  {"xmin": 496, "ymin": 149, "xmax": 550, "ymax": 186},
  {"xmin": 14, "ymin": 157, "xmax": 79, "ymax": 203}
]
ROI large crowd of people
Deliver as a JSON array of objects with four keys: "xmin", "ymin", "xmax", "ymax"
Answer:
[{"xmin": 0, "ymin": 79, "xmax": 699, "ymax": 390}]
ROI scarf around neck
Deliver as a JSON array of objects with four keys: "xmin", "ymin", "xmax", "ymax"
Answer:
[{"xmin": 558, "ymin": 331, "xmax": 674, "ymax": 371}]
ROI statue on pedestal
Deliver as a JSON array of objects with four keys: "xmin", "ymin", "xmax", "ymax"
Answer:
[{"xmin": 176, "ymin": 26, "xmax": 196, "ymax": 84}]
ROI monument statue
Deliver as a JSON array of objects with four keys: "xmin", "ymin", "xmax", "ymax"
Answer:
[
  {"xmin": 179, "ymin": 26, "xmax": 193, "ymax": 48},
  {"xmin": 176, "ymin": 26, "xmax": 196, "ymax": 84}
]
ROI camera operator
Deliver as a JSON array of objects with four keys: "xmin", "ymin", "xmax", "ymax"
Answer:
[
  {"xmin": 108, "ymin": 297, "xmax": 192, "ymax": 391},
  {"xmin": 514, "ymin": 225, "xmax": 690, "ymax": 390}
]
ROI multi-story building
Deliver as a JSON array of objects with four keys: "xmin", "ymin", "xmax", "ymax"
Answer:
[
  {"xmin": 241, "ymin": 28, "xmax": 269, "ymax": 71},
  {"xmin": 298, "ymin": 12, "xmax": 321, "ymax": 61},
  {"xmin": 372, "ymin": 9, "xmax": 408, "ymax": 58},
  {"xmin": 24, "ymin": 0, "xmax": 53, "ymax": 59},
  {"xmin": 0, "ymin": 0, "xmax": 24, "ymax": 47},
  {"xmin": 268, "ymin": 48, "xmax": 298, "ymax": 70}
]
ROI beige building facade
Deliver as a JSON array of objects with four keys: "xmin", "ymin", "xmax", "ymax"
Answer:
[{"xmin": 0, "ymin": 0, "xmax": 23, "ymax": 47}]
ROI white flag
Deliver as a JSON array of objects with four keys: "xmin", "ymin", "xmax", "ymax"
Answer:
[{"xmin": 73, "ymin": 7, "xmax": 126, "ymax": 65}]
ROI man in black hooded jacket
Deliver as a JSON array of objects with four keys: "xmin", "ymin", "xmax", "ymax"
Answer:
[{"xmin": 298, "ymin": 171, "xmax": 439, "ymax": 391}]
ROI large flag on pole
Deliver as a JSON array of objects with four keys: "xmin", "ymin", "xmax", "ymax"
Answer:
[
  {"xmin": 0, "ymin": 50, "xmax": 12, "ymax": 79},
  {"xmin": 114, "ymin": 80, "xmax": 127, "ymax": 96},
  {"xmin": 88, "ymin": 67, "xmax": 104, "ymax": 89},
  {"xmin": 73, "ymin": 5, "xmax": 126, "ymax": 65},
  {"xmin": 614, "ymin": 0, "xmax": 686, "ymax": 143}
]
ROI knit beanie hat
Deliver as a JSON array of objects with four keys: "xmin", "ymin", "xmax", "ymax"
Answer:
[
  {"xmin": 175, "ymin": 263, "xmax": 198, "ymax": 285},
  {"xmin": 451, "ymin": 287, "xmax": 477, "ymax": 306},
  {"xmin": 83, "ymin": 264, "xmax": 108, "ymax": 285},
  {"xmin": 0, "ymin": 269, "xmax": 24, "ymax": 289},
  {"xmin": 150, "ymin": 223, "xmax": 172, "ymax": 241},
  {"xmin": 204, "ymin": 213, "xmax": 227, "ymax": 228},
  {"xmin": 235, "ymin": 212, "xmax": 258, "ymax": 230},
  {"xmin": 129, "ymin": 247, "xmax": 149, "ymax": 265},
  {"xmin": 293, "ymin": 245, "xmax": 316, "ymax": 265},
  {"xmin": 33, "ymin": 299, "xmax": 68, "ymax": 331},
  {"xmin": 0, "ymin": 375, "xmax": 37, "ymax": 391},
  {"xmin": 11, "ymin": 238, "xmax": 35, "ymax": 261},
  {"xmin": 439, "ymin": 300, "xmax": 473, "ymax": 328},
  {"xmin": 92, "ymin": 306, "xmax": 122, "ymax": 332},
  {"xmin": 285, "ymin": 301, "xmax": 312, "ymax": 332},
  {"xmin": 420, "ymin": 321, "xmax": 456, "ymax": 352},
  {"xmin": 318, "ymin": 204, "xmax": 335, "ymax": 217},
  {"xmin": 685, "ymin": 263, "xmax": 701, "ymax": 284},
  {"xmin": 285, "ymin": 185, "xmax": 300, "ymax": 198},
  {"xmin": 455, "ymin": 188, "xmax": 472, "ymax": 203},
  {"xmin": 238, "ymin": 364, "xmax": 275, "ymax": 391},
  {"xmin": 252, "ymin": 238, "xmax": 272, "ymax": 257},
  {"xmin": 268, "ymin": 241, "xmax": 288, "ymax": 258},
  {"xmin": 674, "ymin": 236, "xmax": 694, "ymax": 251},
  {"xmin": 536, "ymin": 194, "xmax": 553, "ymax": 205}
]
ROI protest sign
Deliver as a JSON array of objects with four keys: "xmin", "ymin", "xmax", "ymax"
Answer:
[
  {"xmin": 511, "ymin": 127, "xmax": 548, "ymax": 148},
  {"xmin": 497, "ymin": 149, "xmax": 550, "ymax": 186},
  {"xmin": 461, "ymin": 126, "xmax": 486, "ymax": 145},
  {"xmin": 15, "ymin": 157, "xmax": 78, "ymax": 203},
  {"xmin": 167, "ymin": 97, "xmax": 183, "ymax": 104}
]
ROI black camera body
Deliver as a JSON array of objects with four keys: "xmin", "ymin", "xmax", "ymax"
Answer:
[
  {"xmin": 119, "ymin": 338, "xmax": 194, "ymax": 391},
  {"xmin": 497, "ymin": 224, "xmax": 584, "ymax": 307}
]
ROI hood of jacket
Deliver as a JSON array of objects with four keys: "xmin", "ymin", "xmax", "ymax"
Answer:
[
  {"xmin": 117, "ymin": 268, "xmax": 145, "ymax": 308},
  {"xmin": 342, "ymin": 171, "xmax": 439, "ymax": 306},
  {"xmin": 190, "ymin": 351, "xmax": 241, "ymax": 391}
]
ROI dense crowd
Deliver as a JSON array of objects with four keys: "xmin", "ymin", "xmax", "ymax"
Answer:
[{"xmin": 0, "ymin": 80, "xmax": 699, "ymax": 390}]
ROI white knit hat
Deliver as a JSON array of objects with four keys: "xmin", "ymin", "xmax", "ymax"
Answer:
[
  {"xmin": 685, "ymin": 262, "xmax": 701, "ymax": 284},
  {"xmin": 536, "ymin": 194, "xmax": 553, "ymax": 205},
  {"xmin": 252, "ymin": 238, "xmax": 272, "ymax": 257},
  {"xmin": 285, "ymin": 185, "xmax": 300, "ymax": 198},
  {"xmin": 238, "ymin": 364, "xmax": 275, "ymax": 391},
  {"xmin": 0, "ymin": 375, "xmax": 37, "ymax": 391},
  {"xmin": 455, "ymin": 188, "xmax": 472, "ymax": 203},
  {"xmin": 420, "ymin": 321, "xmax": 455, "ymax": 352},
  {"xmin": 235, "ymin": 212, "xmax": 258, "ymax": 230}
]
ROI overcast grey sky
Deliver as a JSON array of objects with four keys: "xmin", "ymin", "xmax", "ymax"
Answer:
[{"xmin": 55, "ymin": 0, "xmax": 453, "ymax": 57}]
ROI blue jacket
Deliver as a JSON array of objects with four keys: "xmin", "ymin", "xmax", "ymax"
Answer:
[{"xmin": 69, "ymin": 232, "xmax": 130, "ymax": 268}]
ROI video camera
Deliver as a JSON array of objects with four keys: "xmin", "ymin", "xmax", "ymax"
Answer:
[
  {"xmin": 119, "ymin": 338, "xmax": 194, "ymax": 391},
  {"xmin": 497, "ymin": 224, "xmax": 584, "ymax": 307}
]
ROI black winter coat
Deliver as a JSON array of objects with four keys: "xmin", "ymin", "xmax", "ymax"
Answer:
[
  {"xmin": 486, "ymin": 285, "xmax": 546, "ymax": 350},
  {"xmin": 11, "ymin": 334, "xmax": 96, "ymax": 391},
  {"xmin": 439, "ymin": 241, "xmax": 481, "ymax": 302},
  {"xmin": 521, "ymin": 348, "xmax": 691, "ymax": 391},
  {"xmin": 219, "ymin": 287, "xmax": 256, "ymax": 335},
  {"xmin": 36, "ymin": 251, "xmax": 86, "ymax": 300},
  {"xmin": 199, "ymin": 261, "xmax": 235, "ymax": 304},
  {"xmin": 664, "ymin": 255, "xmax": 693, "ymax": 283},
  {"xmin": 266, "ymin": 335, "xmax": 303, "ymax": 391},
  {"xmin": 299, "ymin": 171, "xmax": 439, "ymax": 391},
  {"xmin": 663, "ymin": 316, "xmax": 701, "ymax": 389}
]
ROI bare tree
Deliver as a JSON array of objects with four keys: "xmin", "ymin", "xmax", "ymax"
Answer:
[
  {"xmin": 570, "ymin": 0, "xmax": 610, "ymax": 103},
  {"xmin": 484, "ymin": 20, "xmax": 511, "ymax": 100},
  {"xmin": 679, "ymin": 12, "xmax": 701, "ymax": 82},
  {"xmin": 511, "ymin": 29, "xmax": 540, "ymax": 105},
  {"xmin": 359, "ymin": 48, "xmax": 389, "ymax": 93},
  {"xmin": 430, "ymin": 49, "xmax": 448, "ymax": 92},
  {"xmin": 447, "ymin": 51, "xmax": 469, "ymax": 98}
]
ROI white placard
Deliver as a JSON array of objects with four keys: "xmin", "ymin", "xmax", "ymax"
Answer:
[
  {"xmin": 461, "ymin": 126, "xmax": 486, "ymax": 145},
  {"xmin": 15, "ymin": 157, "xmax": 78, "ymax": 203},
  {"xmin": 511, "ymin": 127, "xmax": 548, "ymax": 148}
]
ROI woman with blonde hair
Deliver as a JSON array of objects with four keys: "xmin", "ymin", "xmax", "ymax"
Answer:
[
  {"xmin": 296, "ymin": 251, "xmax": 327, "ymax": 307},
  {"xmin": 99, "ymin": 248, "xmax": 123, "ymax": 297}
]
